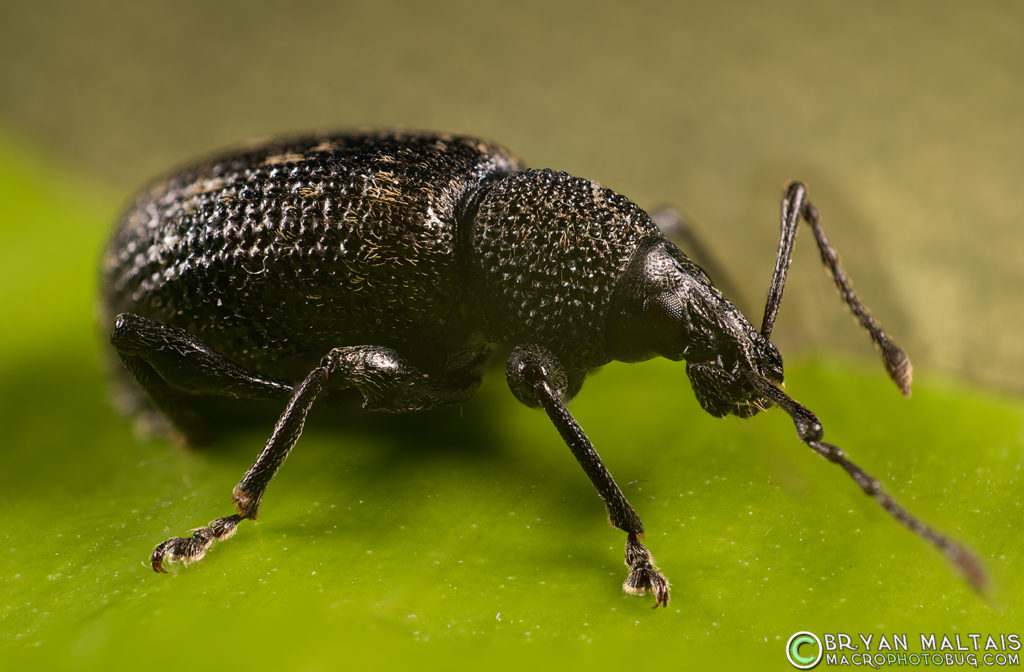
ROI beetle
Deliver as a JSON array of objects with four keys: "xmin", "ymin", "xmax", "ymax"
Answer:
[{"xmin": 101, "ymin": 130, "xmax": 984, "ymax": 607}]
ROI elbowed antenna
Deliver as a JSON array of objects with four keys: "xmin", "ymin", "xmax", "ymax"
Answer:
[
  {"xmin": 745, "ymin": 371, "xmax": 988, "ymax": 594},
  {"xmin": 760, "ymin": 182, "xmax": 913, "ymax": 397}
]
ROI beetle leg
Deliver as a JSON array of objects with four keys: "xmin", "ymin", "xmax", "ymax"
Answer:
[
  {"xmin": 151, "ymin": 367, "xmax": 326, "ymax": 572},
  {"xmin": 151, "ymin": 345, "xmax": 480, "ymax": 572},
  {"xmin": 758, "ymin": 183, "xmax": 912, "ymax": 396},
  {"xmin": 505, "ymin": 345, "xmax": 669, "ymax": 608},
  {"xmin": 111, "ymin": 313, "xmax": 294, "ymax": 443}
]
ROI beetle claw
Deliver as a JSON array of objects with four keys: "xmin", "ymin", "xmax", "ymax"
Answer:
[
  {"xmin": 622, "ymin": 533, "xmax": 670, "ymax": 608},
  {"xmin": 150, "ymin": 514, "xmax": 243, "ymax": 573}
]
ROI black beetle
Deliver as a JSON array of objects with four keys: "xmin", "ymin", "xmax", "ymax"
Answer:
[{"xmin": 101, "ymin": 130, "xmax": 984, "ymax": 606}]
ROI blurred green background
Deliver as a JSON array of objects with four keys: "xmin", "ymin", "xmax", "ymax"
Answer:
[{"xmin": 1, "ymin": 1, "xmax": 1021, "ymax": 669}]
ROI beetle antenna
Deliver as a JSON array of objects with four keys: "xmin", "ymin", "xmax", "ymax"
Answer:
[
  {"xmin": 760, "ymin": 182, "xmax": 912, "ymax": 397},
  {"xmin": 746, "ymin": 372, "xmax": 988, "ymax": 594}
]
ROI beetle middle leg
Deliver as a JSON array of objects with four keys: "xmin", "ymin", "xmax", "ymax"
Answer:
[
  {"xmin": 148, "ymin": 343, "xmax": 481, "ymax": 572},
  {"xmin": 505, "ymin": 345, "xmax": 669, "ymax": 608}
]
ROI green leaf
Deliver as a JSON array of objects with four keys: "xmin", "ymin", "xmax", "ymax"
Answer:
[{"xmin": 1, "ymin": 134, "xmax": 1019, "ymax": 670}]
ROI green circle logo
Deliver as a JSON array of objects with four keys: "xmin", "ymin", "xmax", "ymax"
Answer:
[{"xmin": 786, "ymin": 631, "xmax": 822, "ymax": 669}]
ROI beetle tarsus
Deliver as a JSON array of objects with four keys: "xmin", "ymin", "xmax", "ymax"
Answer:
[
  {"xmin": 150, "ymin": 514, "xmax": 244, "ymax": 573},
  {"xmin": 623, "ymin": 533, "xmax": 670, "ymax": 608}
]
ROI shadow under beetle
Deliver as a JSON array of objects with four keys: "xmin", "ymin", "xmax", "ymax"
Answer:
[{"xmin": 101, "ymin": 131, "xmax": 986, "ymax": 606}]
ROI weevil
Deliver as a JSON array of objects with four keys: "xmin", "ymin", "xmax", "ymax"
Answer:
[{"xmin": 101, "ymin": 130, "xmax": 985, "ymax": 606}]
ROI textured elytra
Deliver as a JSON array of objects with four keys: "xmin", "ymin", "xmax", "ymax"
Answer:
[{"xmin": 103, "ymin": 131, "xmax": 522, "ymax": 381}]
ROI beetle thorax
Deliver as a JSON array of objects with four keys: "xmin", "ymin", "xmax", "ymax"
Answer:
[{"xmin": 465, "ymin": 169, "xmax": 660, "ymax": 386}]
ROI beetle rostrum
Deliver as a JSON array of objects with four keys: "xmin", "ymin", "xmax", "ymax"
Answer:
[{"xmin": 101, "ymin": 131, "xmax": 985, "ymax": 607}]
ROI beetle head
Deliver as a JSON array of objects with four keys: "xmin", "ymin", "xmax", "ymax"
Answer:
[{"xmin": 606, "ymin": 238, "xmax": 784, "ymax": 418}]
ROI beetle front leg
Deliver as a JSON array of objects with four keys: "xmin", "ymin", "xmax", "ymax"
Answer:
[
  {"xmin": 506, "ymin": 345, "xmax": 669, "ymax": 608},
  {"xmin": 151, "ymin": 345, "xmax": 480, "ymax": 572}
]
